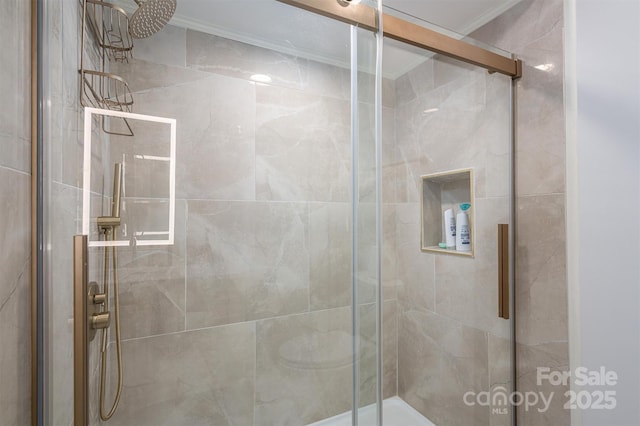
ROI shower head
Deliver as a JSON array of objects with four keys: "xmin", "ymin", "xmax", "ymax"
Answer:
[{"xmin": 129, "ymin": 0, "xmax": 177, "ymax": 39}]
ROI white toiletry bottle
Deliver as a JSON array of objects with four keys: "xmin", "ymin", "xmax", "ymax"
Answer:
[
  {"xmin": 444, "ymin": 208, "xmax": 456, "ymax": 248},
  {"xmin": 455, "ymin": 203, "xmax": 471, "ymax": 252}
]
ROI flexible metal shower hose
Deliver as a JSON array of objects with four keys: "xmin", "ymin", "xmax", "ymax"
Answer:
[{"xmin": 99, "ymin": 228, "xmax": 123, "ymax": 421}]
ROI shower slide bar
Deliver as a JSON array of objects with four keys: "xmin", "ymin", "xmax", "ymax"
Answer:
[{"xmin": 277, "ymin": 0, "xmax": 522, "ymax": 79}]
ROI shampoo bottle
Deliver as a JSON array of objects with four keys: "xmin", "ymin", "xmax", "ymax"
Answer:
[
  {"xmin": 443, "ymin": 208, "xmax": 456, "ymax": 248},
  {"xmin": 455, "ymin": 203, "xmax": 471, "ymax": 252}
]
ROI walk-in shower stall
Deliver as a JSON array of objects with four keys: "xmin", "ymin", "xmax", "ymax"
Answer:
[{"xmin": 35, "ymin": 0, "xmax": 521, "ymax": 424}]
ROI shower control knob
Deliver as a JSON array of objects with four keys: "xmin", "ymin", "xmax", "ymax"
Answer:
[
  {"xmin": 92, "ymin": 290, "xmax": 106, "ymax": 306},
  {"xmin": 91, "ymin": 312, "xmax": 111, "ymax": 330}
]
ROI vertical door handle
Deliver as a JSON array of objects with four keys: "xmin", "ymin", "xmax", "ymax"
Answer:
[
  {"xmin": 498, "ymin": 224, "xmax": 510, "ymax": 319},
  {"xmin": 73, "ymin": 235, "xmax": 89, "ymax": 426}
]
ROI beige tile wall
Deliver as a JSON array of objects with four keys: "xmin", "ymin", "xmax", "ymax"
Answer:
[
  {"xmin": 472, "ymin": 0, "xmax": 570, "ymax": 424},
  {"xmin": 102, "ymin": 26, "xmax": 395, "ymax": 425},
  {"xmin": 40, "ymin": 2, "xmax": 566, "ymax": 424},
  {"xmin": 0, "ymin": 0, "xmax": 31, "ymax": 425},
  {"xmin": 392, "ymin": 57, "xmax": 514, "ymax": 425},
  {"xmin": 393, "ymin": 0, "xmax": 569, "ymax": 425}
]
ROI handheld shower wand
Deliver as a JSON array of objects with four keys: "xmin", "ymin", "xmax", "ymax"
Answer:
[{"xmin": 97, "ymin": 163, "xmax": 124, "ymax": 421}]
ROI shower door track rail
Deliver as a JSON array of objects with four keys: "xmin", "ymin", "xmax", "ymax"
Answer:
[{"xmin": 277, "ymin": 0, "xmax": 522, "ymax": 79}]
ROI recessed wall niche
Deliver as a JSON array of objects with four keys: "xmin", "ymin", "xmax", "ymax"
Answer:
[{"xmin": 420, "ymin": 168, "xmax": 474, "ymax": 257}]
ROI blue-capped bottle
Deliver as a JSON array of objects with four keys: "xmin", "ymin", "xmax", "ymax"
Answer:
[{"xmin": 455, "ymin": 203, "xmax": 471, "ymax": 252}]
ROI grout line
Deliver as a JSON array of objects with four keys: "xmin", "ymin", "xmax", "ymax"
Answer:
[{"xmin": 121, "ymin": 304, "xmax": 357, "ymax": 344}]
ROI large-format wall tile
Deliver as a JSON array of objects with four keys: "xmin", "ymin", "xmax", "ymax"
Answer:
[
  {"xmin": 515, "ymin": 195, "xmax": 567, "ymax": 345},
  {"xmin": 471, "ymin": 3, "xmax": 568, "ymax": 424},
  {"xmin": 394, "ymin": 68, "xmax": 490, "ymax": 203},
  {"xmin": 186, "ymin": 30, "xmax": 350, "ymax": 100},
  {"xmin": 383, "ymin": 300, "xmax": 398, "ymax": 399},
  {"xmin": 130, "ymin": 24, "xmax": 186, "ymax": 68},
  {"xmin": 356, "ymin": 104, "xmax": 398, "ymax": 205},
  {"xmin": 358, "ymin": 303, "xmax": 379, "ymax": 407},
  {"xmin": 435, "ymin": 197, "xmax": 511, "ymax": 338},
  {"xmin": 0, "ymin": 258, "xmax": 30, "ymax": 426},
  {"xmin": 117, "ymin": 200, "xmax": 187, "ymax": 340},
  {"xmin": 0, "ymin": 0, "xmax": 30, "ymax": 173},
  {"xmin": 0, "ymin": 169, "xmax": 30, "ymax": 306},
  {"xmin": 255, "ymin": 308, "xmax": 352, "ymax": 425},
  {"xmin": 309, "ymin": 202, "xmax": 350, "ymax": 310},
  {"xmin": 398, "ymin": 309, "xmax": 489, "ymax": 425},
  {"xmin": 358, "ymin": 301, "xmax": 398, "ymax": 406},
  {"xmin": 489, "ymin": 334, "xmax": 513, "ymax": 426},
  {"xmin": 472, "ymin": 0, "xmax": 565, "ymax": 197},
  {"xmin": 516, "ymin": 342, "xmax": 570, "ymax": 426},
  {"xmin": 255, "ymin": 85, "xmax": 350, "ymax": 202},
  {"xmin": 382, "ymin": 204, "xmax": 398, "ymax": 301},
  {"xmin": 108, "ymin": 323, "xmax": 255, "ymax": 426},
  {"xmin": 111, "ymin": 59, "xmax": 212, "ymax": 94},
  {"xmin": 395, "ymin": 203, "xmax": 435, "ymax": 312},
  {"xmin": 187, "ymin": 201, "xmax": 309, "ymax": 328},
  {"xmin": 115, "ymin": 73, "xmax": 256, "ymax": 201},
  {"xmin": 393, "ymin": 55, "xmax": 435, "ymax": 107}
]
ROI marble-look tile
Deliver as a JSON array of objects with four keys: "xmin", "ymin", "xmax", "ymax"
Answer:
[
  {"xmin": 0, "ymin": 259, "xmax": 30, "ymax": 426},
  {"xmin": 383, "ymin": 300, "xmax": 398, "ymax": 399},
  {"xmin": 394, "ymin": 65, "xmax": 499, "ymax": 203},
  {"xmin": 471, "ymin": 0, "xmax": 563, "ymax": 59},
  {"xmin": 395, "ymin": 203, "xmax": 435, "ymax": 312},
  {"xmin": 112, "ymin": 73, "xmax": 256, "ymax": 201},
  {"xmin": 357, "ymin": 104, "xmax": 397, "ymax": 204},
  {"xmin": 186, "ymin": 201, "xmax": 309, "ymax": 328},
  {"xmin": 398, "ymin": 309, "xmax": 489, "ymax": 425},
  {"xmin": 0, "ymin": 171, "xmax": 32, "ymax": 426},
  {"xmin": 515, "ymin": 57, "xmax": 565, "ymax": 196},
  {"xmin": 358, "ymin": 303, "xmax": 378, "ymax": 407},
  {"xmin": 358, "ymin": 301, "xmax": 398, "ymax": 406},
  {"xmin": 186, "ymin": 30, "xmax": 350, "ymax": 100},
  {"xmin": 116, "ymin": 200, "xmax": 187, "ymax": 340},
  {"xmin": 516, "ymin": 342, "xmax": 570, "ymax": 426},
  {"xmin": 489, "ymin": 334, "xmax": 513, "ymax": 426},
  {"xmin": 108, "ymin": 323, "xmax": 255, "ymax": 426},
  {"xmin": 472, "ymin": 0, "xmax": 565, "ymax": 196},
  {"xmin": 130, "ymin": 24, "xmax": 186, "ymax": 68},
  {"xmin": 0, "ymin": 169, "xmax": 31, "ymax": 306},
  {"xmin": 435, "ymin": 197, "xmax": 512, "ymax": 338},
  {"xmin": 516, "ymin": 195, "xmax": 567, "ymax": 345},
  {"xmin": 0, "ymin": 0, "xmax": 31, "ymax": 173},
  {"xmin": 110, "ymin": 59, "xmax": 212, "ymax": 94},
  {"xmin": 309, "ymin": 202, "xmax": 350, "ymax": 310},
  {"xmin": 255, "ymin": 307, "xmax": 352, "ymax": 425},
  {"xmin": 255, "ymin": 85, "xmax": 350, "ymax": 202},
  {"xmin": 382, "ymin": 204, "xmax": 398, "ymax": 301},
  {"xmin": 352, "ymin": 203, "xmax": 398, "ymax": 305},
  {"xmin": 393, "ymin": 56, "xmax": 434, "ymax": 107}
]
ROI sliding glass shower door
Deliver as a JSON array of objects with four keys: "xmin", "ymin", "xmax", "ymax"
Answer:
[
  {"xmin": 381, "ymin": 7, "xmax": 516, "ymax": 425},
  {"xmin": 40, "ymin": 0, "xmax": 382, "ymax": 425},
  {"xmin": 38, "ymin": 0, "xmax": 518, "ymax": 425}
]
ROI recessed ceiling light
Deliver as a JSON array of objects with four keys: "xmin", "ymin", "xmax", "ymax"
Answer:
[
  {"xmin": 250, "ymin": 74, "xmax": 272, "ymax": 83},
  {"xmin": 422, "ymin": 108, "xmax": 439, "ymax": 114},
  {"xmin": 534, "ymin": 63, "xmax": 554, "ymax": 72}
]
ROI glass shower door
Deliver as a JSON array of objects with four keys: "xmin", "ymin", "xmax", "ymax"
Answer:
[
  {"xmin": 383, "ymin": 12, "xmax": 516, "ymax": 425},
  {"xmin": 40, "ymin": 0, "xmax": 382, "ymax": 425}
]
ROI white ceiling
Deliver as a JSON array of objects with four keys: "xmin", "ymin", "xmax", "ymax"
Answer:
[{"xmin": 116, "ymin": 0, "xmax": 521, "ymax": 78}]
